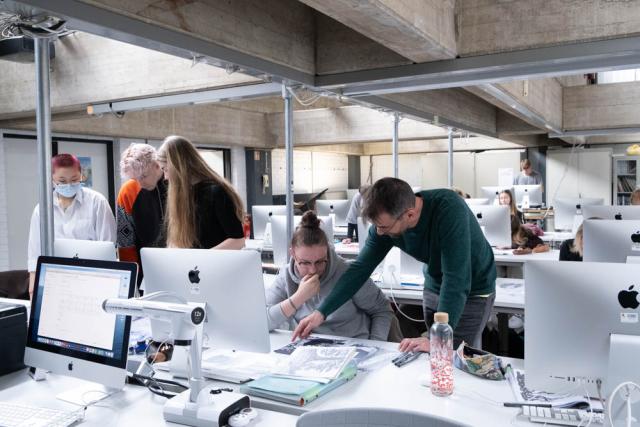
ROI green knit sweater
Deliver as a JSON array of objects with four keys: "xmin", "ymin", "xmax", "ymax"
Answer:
[{"xmin": 318, "ymin": 189, "xmax": 496, "ymax": 329}]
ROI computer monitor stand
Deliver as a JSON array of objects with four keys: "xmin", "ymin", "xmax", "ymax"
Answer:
[
  {"xmin": 607, "ymin": 334, "xmax": 640, "ymax": 425},
  {"xmin": 56, "ymin": 382, "xmax": 121, "ymax": 406}
]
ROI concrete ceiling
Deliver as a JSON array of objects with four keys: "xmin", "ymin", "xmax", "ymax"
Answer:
[{"xmin": 2, "ymin": 0, "xmax": 640, "ymax": 150}]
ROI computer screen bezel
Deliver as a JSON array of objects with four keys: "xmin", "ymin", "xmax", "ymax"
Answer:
[{"xmin": 27, "ymin": 256, "xmax": 137, "ymax": 370}]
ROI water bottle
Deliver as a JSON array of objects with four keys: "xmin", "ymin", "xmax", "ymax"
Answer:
[{"xmin": 430, "ymin": 312, "xmax": 454, "ymax": 397}]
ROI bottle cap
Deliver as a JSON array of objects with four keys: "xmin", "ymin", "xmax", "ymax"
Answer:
[{"xmin": 434, "ymin": 312, "xmax": 448, "ymax": 323}]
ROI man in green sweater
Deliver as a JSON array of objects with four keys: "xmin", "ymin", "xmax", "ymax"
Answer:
[{"xmin": 293, "ymin": 178, "xmax": 496, "ymax": 351}]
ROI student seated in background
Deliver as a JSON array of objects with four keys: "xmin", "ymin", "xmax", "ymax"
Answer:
[
  {"xmin": 28, "ymin": 154, "xmax": 116, "ymax": 298},
  {"xmin": 559, "ymin": 223, "xmax": 583, "ymax": 262},
  {"xmin": 116, "ymin": 143, "xmax": 167, "ymax": 282},
  {"xmin": 157, "ymin": 136, "xmax": 244, "ymax": 249},
  {"xmin": 632, "ymin": 188, "xmax": 640, "ymax": 205},
  {"xmin": 266, "ymin": 211, "xmax": 393, "ymax": 341},
  {"xmin": 499, "ymin": 189, "xmax": 523, "ymax": 225},
  {"xmin": 511, "ymin": 221, "xmax": 549, "ymax": 255},
  {"xmin": 343, "ymin": 185, "xmax": 369, "ymax": 243}
]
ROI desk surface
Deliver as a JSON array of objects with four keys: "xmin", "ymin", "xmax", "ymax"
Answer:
[
  {"xmin": 205, "ymin": 331, "xmax": 531, "ymax": 426},
  {"xmin": 0, "ymin": 368, "xmax": 297, "ymax": 426},
  {"xmin": 0, "ymin": 314, "xmax": 535, "ymax": 426},
  {"xmin": 493, "ymin": 249, "xmax": 559, "ymax": 264}
]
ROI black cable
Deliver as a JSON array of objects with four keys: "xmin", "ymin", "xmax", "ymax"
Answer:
[{"xmin": 132, "ymin": 373, "xmax": 189, "ymax": 399}]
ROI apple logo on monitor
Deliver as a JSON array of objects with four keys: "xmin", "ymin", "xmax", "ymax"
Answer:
[
  {"xmin": 631, "ymin": 232, "xmax": 640, "ymax": 244},
  {"xmin": 476, "ymin": 213, "xmax": 483, "ymax": 220},
  {"xmin": 188, "ymin": 266, "xmax": 201, "ymax": 284},
  {"xmin": 615, "ymin": 213, "xmax": 623, "ymax": 220},
  {"xmin": 618, "ymin": 285, "xmax": 640, "ymax": 309}
]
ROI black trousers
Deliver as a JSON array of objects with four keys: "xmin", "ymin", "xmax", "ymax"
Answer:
[{"xmin": 347, "ymin": 223, "xmax": 358, "ymax": 241}]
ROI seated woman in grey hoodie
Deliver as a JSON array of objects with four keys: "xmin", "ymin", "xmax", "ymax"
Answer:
[{"xmin": 266, "ymin": 211, "xmax": 393, "ymax": 341}]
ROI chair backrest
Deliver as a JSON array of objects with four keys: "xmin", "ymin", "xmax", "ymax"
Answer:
[
  {"xmin": 0, "ymin": 270, "xmax": 29, "ymax": 300},
  {"xmin": 296, "ymin": 407, "xmax": 472, "ymax": 427}
]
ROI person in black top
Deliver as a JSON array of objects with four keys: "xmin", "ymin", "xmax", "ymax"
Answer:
[
  {"xmin": 157, "ymin": 136, "xmax": 245, "ymax": 249},
  {"xmin": 559, "ymin": 223, "xmax": 584, "ymax": 262},
  {"xmin": 511, "ymin": 221, "xmax": 549, "ymax": 255}
]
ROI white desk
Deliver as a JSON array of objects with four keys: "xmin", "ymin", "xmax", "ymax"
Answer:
[
  {"xmin": 493, "ymin": 249, "xmax": 559, "ymax": 266},
  {"xmin": 379, "ymin": 278, "xmax": 524, "ymax": 315},
  {"xmin": 204, "ymin": 331, "xmax": 532, "ymax": 426},
  {"xmin": 246, "ymin": 239, "xmax": 359, "ymax": 258},
  {"xmin": 0, "ymin": 369, "xmax": 297, "ymax": 426}
]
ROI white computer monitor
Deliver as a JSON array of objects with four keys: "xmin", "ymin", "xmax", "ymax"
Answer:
[
  {"xmin": 480, "ymin": 186, "xmax": 513, "ymax": 205},
  {"xmin": 525, "ymin": 260, "xmax": 640, "ymax": 397},
  {"xmin": 553, "ymin": 197, "xmax": 604, "ymax": 231},
  {"xmin": 583, "ymin": 219, "xmax": 640, "ymax": 263},
  {"xmin": 25, "ymin": 257, "xmax": 136, "ymax": 391},
  {"xmin": 468, "ymin": 205, "xmax": 511, "ymax": 247},
  {"xmin": 271, "ymin": 215, "xmax": 333, "ymax": 266},
  {"xmin": 54, "ymin": 238, "xmax": 117, "ymax": 261},
  {"xmin": 141, "ymin": 248, "xmax": 270, "ymax": 353},
  {"xmin": 315, "ymin": 199, "xmax": 350, "ymax": 227},
  {"xmin": 411, "ymin": 186, "xmax": 422, "ymax": 193},
  {"xmin": 464, "ymin": 198, "xmax": 490, "ymax": 206},
  {"xmin": 581, "ymin": 205, "xmax": 640, "ymax": 221},
  {"xmin": 513, "ymin": 184, "xmax": 542, "ymax": 208},
  {"xmin": 381, "ymin": 248, "xmax": 425, "ymax": 289},
  {"xmin": 357, "ymin": 217, "xmax": 371, "ymax": 251},
  {"xmin": 251, "ymin": 205, "xmax": 288, "ymax": 240}
]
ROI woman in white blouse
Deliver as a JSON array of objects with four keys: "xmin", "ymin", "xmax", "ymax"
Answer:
[{"xmin": 27, "ymin": 154, "xmax": 116, "ymax": 298}]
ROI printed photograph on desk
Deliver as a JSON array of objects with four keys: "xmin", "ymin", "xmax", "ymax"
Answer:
[
  {"xmin": 274, "ymin": 336, "xmax": 397, "ymax": 370},
  {"xmin": 272, "ymin": 346, "xmax": 357, "ymax": 381}
]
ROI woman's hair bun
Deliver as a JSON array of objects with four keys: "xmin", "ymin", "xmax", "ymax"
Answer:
[{"xmin": 299, "ymin": 210, "xmax": 321, "ymax": 229}]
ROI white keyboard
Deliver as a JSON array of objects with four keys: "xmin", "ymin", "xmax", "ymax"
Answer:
[
  {"xmin": 0, "ymin": 402, "xmax": 83, "ymax": 427},
  {"xmin": 522, "ymin": 405, "xmax": 604, "ymax": 426}
]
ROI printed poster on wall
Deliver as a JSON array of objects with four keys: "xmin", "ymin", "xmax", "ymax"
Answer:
[
  {"xmin": 78, "ymin": 156, "xmax": 93, "ymax": 188},
  {"xmin": 498, "ymin": 168, "xmax": 514, "ymax": 188}
]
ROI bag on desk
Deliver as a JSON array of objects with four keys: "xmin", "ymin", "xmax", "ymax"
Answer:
[
  {"xmin": 239, "ymin": 363, "xmax": 357, "ymax": 406},
  {"xmin": 453, "ymin": 342, "xmax": 505, "ymax": 381}
]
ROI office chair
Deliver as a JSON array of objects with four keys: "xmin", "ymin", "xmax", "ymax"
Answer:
[{"xmin": 296, "ymin": 407, "xmax": 471, "ymax": 427}]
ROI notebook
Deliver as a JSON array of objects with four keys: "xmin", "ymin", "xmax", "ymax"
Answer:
[{"xmin": 240, "ymin": 363, "xmax": 357, "ymax": 406}]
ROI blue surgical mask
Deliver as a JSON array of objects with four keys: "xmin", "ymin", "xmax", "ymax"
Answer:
[{"xmin": 54, "ymin": 182, "xmax": 82, "ymax": 198}]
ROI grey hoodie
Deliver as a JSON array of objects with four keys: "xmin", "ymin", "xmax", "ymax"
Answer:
[{"xmin": 266, "ymin": 247, "xmax": 393, "ymax": 341}]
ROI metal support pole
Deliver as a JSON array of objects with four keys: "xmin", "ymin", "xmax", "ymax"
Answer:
[
  {"xmin": 282, "ymin": 85, "xmax": 294, "ymax": 261},
  {"xmin": 447, "ymin": 127, "xmax": 454, "ymax": 188},
  {"xmin": 392, "ymin": 113, "xmax": 399, "ymax": 178},
  {"xmin": 35, "ymin": 38, "xmax": 54, "ymax": 257}
]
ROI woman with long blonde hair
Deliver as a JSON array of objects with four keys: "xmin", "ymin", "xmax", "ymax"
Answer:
[{"xmin": 158, "ymin": 136, "xmax": 245, "ymax": 249}]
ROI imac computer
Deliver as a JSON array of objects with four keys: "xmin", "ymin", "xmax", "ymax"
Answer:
[
  {"xmin": 381, "ymin": 247, "xmax": 424, "ymax": 289},
  {"xmin": 271, "ymin": 214, "xmax": 333, "ymax": 266},
  {"xmin": 513, "ymin": 184, "xmax": 542, "ymax": 208},
  {"xmin": 54, "ymin": 238, "xmax": 117, "ymax": 261},
  {"xmin": 553, "ymin": 197, "xmax": 604, "ymax": 231},
  {"xmin": 583, "ymin": 219, "xmax": 640, "ymax": 263},
  {"xmin": 525, "ymin": 260, "xmax": 640, "ymax": 401},
  {"xmin": 141, "ymin": 248, "xmax": 271, "ymax": 353},
  {"xmin": 468, "ymin": 205, "xmax": 511, "ymax": 248},
  {"xmin": 581, "ymin": 205, "xmax": 640, "ymax": 221},
  {"xmin": 464, "ymin": 198, "xmax": 490, "ymax": 206},
  {"xmin": 481, "ymin": 186, "xmax": 513, "ymax": 205},
  {"xmin": 25, "ymin": 256, "xmax": 136, "ymax": 400},
  {"xmin": 315, "ymin": 199, "xmax": 350, "ymax": 227},
  {"xmin": 357, "ymin": 217, "xmax": 371, "ymax": 251},
  {"xmin": 251, "ymin": 205, "xmax": 287, "ymax": 240}
]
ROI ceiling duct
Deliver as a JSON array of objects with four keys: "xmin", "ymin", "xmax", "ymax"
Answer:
[{"xmin": 0, "ymin": 1, "xmax": 69, "ymax": 62}]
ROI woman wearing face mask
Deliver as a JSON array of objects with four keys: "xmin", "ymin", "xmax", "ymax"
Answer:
[
  {"xmin": 266, "ymin": 211, "xmax": 393, "ymax": 341},
  {"xmin": 27, "ymin": 154, "xmax": 116, "ymax": 298}
]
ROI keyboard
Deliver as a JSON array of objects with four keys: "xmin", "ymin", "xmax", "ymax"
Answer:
[
  {"xmin": 522, "ymin": 405, "xmax": 604, "ymax": 426},
  {"xmin": 0, "ymin": 402, "xmax": 83, "ymax": 427}
]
